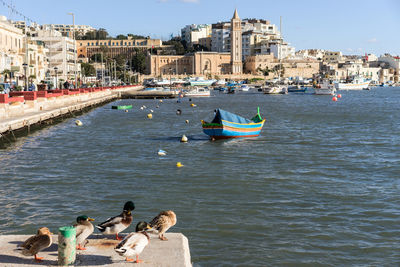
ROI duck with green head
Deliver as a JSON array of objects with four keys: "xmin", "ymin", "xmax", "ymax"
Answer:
[
  {"xmin": 74, "ymin": 215, "xmax": 95, "ymax": 250},
  {"xmin": 96, "ymin": 201, "xmax": 135, "ymax": 240},
  {"xmin": 115, "ymin": 221, "xmax": 152, "ymax": 263}
]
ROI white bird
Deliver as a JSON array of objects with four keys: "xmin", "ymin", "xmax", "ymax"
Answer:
[{"xmin": 114, "ymin": 221, "xmax": 151, "ymax": 263}]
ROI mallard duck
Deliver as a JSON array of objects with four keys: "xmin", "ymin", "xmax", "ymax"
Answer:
[
  {"xmin": 74, "ymin": 215, "xmax": 95, "ymax": 250},
  {"xmin": 114, "ymin": 221, "xmax": 152, "ymax": 263},
  {"xmin": 18, "ymin": 227, "xmax": 52, "ymax": 262},
  {"xmin": 96, "ymin": 201, "xmax": 135, "ymax": 240},
  {"xmin": 149, "ymin": 210, "xmax": 177, "ymax": 241}
]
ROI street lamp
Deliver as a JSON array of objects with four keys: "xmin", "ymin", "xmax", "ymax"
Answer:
[
  {"xmin": 54, "ymin": 67, "xmax": 58, "ymax": 89},
  {"xmin": 22, "ymin": 63, "xmax": 28, "ymax": 91},
  {"xmin": 67, "ymin": 12, "xmax": 77, "ymax": 88}
]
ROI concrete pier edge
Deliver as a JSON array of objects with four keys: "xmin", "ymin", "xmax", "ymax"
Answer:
[{"xmin": 0, "ymin": 233, "xmax": 192, "ymax": 266}]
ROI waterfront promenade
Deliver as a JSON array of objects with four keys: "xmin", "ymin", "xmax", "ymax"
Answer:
[
  {"xmin": 0, "ymin": 86, "xmax": 143, "ymax": 142},
  {"xmin": 0, "ymin": 233, "xmax": 191, "ymax": 266}
]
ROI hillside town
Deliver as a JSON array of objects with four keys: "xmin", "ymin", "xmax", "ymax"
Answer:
[{"xmin": 0, "ymin": 9, "xmax": 399, "ymax": 93}]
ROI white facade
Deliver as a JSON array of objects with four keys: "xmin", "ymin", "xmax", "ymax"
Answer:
[
  {"xmin": 181, "ymin": 24, "xmax": 211, "ymax": 44},
  {"xmin": 42, "ymin": 24, "xmax": 95, "ymax": 38},
  {"xmin": 211, "ymin": 17, "xmax": 294, "ymax": 60},
  {"xmin": 31, "ymin": 29, "xmax": 80, "ymax": 83},
  {"xmin": 0, "ymin": 16, "xmax": 24, "ymax": 84}
]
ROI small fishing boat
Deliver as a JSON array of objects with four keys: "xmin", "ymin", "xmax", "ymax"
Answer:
[
  {"xmin": 201, "ymin": 108, "xmax": 265, "ymax": 139},
  {"xmin": 314, "ymin": 80, "xmax": 336, "ymax": 95},
  {"xmin": 184, "ymin": 87, "xmax": 211, "ymax": 97},
  {"xmin": 112, "ymin": 105, "xmax": 133, "ymax": 110}
]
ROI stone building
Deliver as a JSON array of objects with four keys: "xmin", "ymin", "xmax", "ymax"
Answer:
[
  {"xmin": 77, "ymin": 38, "xmax": 162, "ymax": 61},
  {"xmin": 231, "ymin": 9, "xmax": 242, "ymax": 74},
  {"xmin": 245, "ymin": 54, "xmax": 319, "ymax": 78},
  {"xmin": 146, "ymin": 52, "xmax": 232, "ymax": 76}
]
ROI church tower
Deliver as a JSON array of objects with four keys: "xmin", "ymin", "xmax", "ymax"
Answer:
[{"xmin": 231, "ymin": 9, "xmax": 242, "ymax": 74}]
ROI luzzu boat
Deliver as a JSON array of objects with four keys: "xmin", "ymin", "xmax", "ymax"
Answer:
[{"xmin": 201, "ymin": 108, "xmax": 265, "ymax": 139}]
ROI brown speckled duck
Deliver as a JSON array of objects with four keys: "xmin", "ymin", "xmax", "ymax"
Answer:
[
  {"xmin": 18, "ymin": 227, "xmax": 52, "ymax": 262},
  {"xmin": 149, "ymin": 210, "xmax": 177, "ymax": 241},
  {"xmin": 96, "ymin": 201, "xmax": 135, "ymax": 240}
]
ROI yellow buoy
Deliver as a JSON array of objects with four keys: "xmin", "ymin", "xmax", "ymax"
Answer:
[
  {"xmin": 125, "ymin": 110, "xmax": 129, "ymax": 113},
  {"xmin": 75, "ymin": 120, "xmax": 83, "ymax": 126},
  {"xmin": 181, "ymin": 134, "xmax": 188, "ymax": 142},
  {"xmin": 147, "ymin": 113, "xmax": 153, "ymax": 119},
  {"xmin": 176, "ymin": 162, "xmax": 184, "ymax": 168},
  {"xmin": 190, "ymin": 103, "xmax": 196, "ymax": 107}
]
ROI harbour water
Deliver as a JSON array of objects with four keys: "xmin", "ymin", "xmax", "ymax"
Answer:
[{"xmin": 1, "ymin": 87, "xmax": 399, "ymax": 266}]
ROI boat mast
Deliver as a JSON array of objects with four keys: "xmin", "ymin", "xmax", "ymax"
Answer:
[{"xmin": 279, "ymin": 16, "xmax": 282, "ymax": 82}]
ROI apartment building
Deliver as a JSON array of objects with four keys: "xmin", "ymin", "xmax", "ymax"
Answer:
[
  {"xmin": 181, "ymin": 24, "xmax": 211, "ymax": 45},
  {"xmin": 31, "ymin": 29, "xmax": 80, "ymax": 82},
  {"xmin": 41, "ymin": 24, "xmax": 95, "ymax": 38}
]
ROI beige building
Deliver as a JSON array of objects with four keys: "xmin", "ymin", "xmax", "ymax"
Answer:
[
  {"xmin": 0, "ymin": 16, "xmax": 24, "ymax": 84},
  {"xmin": 77, "ymin": 38, "xmax": 162, "ymax": 61},
  {"xmin": 146, "ymin": 52, "xmax": 232, "ymax": 76},
  {"xmin": 231, "ymin": 9, "xmax": 242, "ymax": 74},
  {"xmin": 245, "ymin": 54, "xmax": 319, "ymax": 78},
  {"xmin": 323, "ymin": 51, "xmax": 344, "ymax": 63}
]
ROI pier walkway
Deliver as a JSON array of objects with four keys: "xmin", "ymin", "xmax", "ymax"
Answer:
[
  {"xmin": 0, "ymin": 86, "xmax": 142, "ymax": 140},
  {"xmin": 0, "ymin": 233, "xmax": 191, "ymax": 266}
]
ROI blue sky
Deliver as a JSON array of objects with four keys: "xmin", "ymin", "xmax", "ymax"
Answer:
[{"xmin": 2, "ymin": 0, "xmax": 399, "ymax": 56}]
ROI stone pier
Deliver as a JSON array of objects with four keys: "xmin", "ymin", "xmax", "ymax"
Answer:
[{"xmin": 0, "ymin": 233, "xmax": 191, "ymax": 266}]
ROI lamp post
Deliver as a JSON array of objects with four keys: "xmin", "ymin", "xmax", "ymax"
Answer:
[
  {"xmin": 22, "ymin": 63, "xmax": 28, "ymax": 91},
  {"xmin": 67, "ymin": 12, "xmax": 77, "ymax": 88},
  {"xmin": 54, "ymin": 67, "xmax": 58, "ymax": 89}
]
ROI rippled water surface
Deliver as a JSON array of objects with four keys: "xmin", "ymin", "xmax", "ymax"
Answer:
[{"xmin": 1, "ymin": 87, "xmax": 400, "ymax": 266}]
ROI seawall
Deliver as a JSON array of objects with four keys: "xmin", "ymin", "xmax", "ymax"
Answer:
[{"xmin": 0, "ymin": 86, "xmax": 142, "ymax": 145}]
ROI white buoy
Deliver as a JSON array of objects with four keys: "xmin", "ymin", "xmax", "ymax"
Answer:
[
  {"xmin": 150, "ymin": 109, "xmax": 154, "ymax": 113},
  {"xmin": 158, "ymin": 149, "xmax": 166, "ymax": 156},
  {"xmin": 181, "ymin": 134, "xmax": 188, "ymax": 142},
  {"xmin": 159, "ymin": 100, "xmax": 163, "ymax": 103},
  {"xmin": 185, "ymin": 120, "xmax": 189, "ymax": 124},
  {"xmin": 143, "ymin": 105, "xmax": 147, "ymax": 109},
  {"xmin": 140, "ymin": 106, "xmax": 144, "ymax": 110},
  {"xmin": 75, "ymin": 120, "xmax": 83, "ymax": 126}
]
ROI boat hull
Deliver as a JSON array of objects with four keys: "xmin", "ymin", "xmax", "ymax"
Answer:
[
  {"xmin": 314, "ymin": 88, "xmax": 336, "ymax": 95},
  {"xmin": 202, "ymin": 119, "xmax": 265, "ymax": 139},
  {"xmin": 335, "ymin": 81, "xmax": 370, "ymax": 90}
]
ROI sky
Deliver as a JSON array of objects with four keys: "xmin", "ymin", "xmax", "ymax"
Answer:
[{"xmin": 2, "ymin": 0, "xmax": 399, "ymax": 56}]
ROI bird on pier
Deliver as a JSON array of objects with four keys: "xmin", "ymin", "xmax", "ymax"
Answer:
[
  {"xmin": 149, "ymin": 210, "xmax": 177, "ymax": 241},
  {"xmin": 74, "ymin": 215, "xmax": 95, "ymax": 250},
  {"xmin": 96, "ymin": 201, "xmax": 135, "ymax": 240},
  {"xmin": 18, "ymin": 227, "xmax": 53, "ymax": 262},
  {"xmin": 114, "ymin": 221, "xmax": 152, "ymax": 263}
]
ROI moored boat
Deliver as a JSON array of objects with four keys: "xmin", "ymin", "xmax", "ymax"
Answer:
[
  {"xmin": 184, "ymin": 87, "xmax": 211, "ymax": 97},
  {"xmin": 335, "ymin": 76, "xmax": 371, "ymax": 90},
  {"xmin": 263, "ymin": 85, "xmax": 288, "ymax": 94},
  {"xmin": 112, "ymin": 105, "xmax": 133, "ymax": 110},
  {"xmin": 201, "ymin": 108, "xmax": 265, "ymax": 139},
  {"xmin": 314, "ymin": 80, "xmax": 336, "ymax": 95},
  {"xmin": 189, "ymin": 77, "xmax": 216, "ymax": 86}
]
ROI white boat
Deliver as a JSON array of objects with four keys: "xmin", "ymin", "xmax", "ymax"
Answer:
[
  {"xmin": 314, "ymin": 80, "xmax": 336, "ymax": 95},
  {"xmin": 335, "ymin": 76, "xmax": 371, "ymax": 90},
  {"xmin": 189, "ymin": 77, "xmax": 216, "ymax": 86},
  {"xmin": 263, "ymin": 85, "xmax": 288, "ymax": 94},
  {"xmin": 184, "ymin": 87, "xmax": 211, "ymax": 97},
  {"xmin": 239, "ymin": 85, "xmax": 250, "ymax": 91},
  {"xmin": 153, "ymin": 78, "xmax": 170, "ymax": 86},
  {"xmin": 215, "ymin": 79, "xmax": 226, "ymax": 86}
]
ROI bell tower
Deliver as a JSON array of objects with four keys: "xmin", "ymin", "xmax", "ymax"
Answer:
[{"xmin": 231, "ymin": 9, "xmax": 242, "ymax": 74}]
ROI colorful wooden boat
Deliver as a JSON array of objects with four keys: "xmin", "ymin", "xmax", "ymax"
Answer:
[
  {"xmin": 111, "ymin": 105, "xmax": 133, "ymax": 110},
  {"xmin": 201, "ymin": 107, "xmax": 265, "ymax": 139}
]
